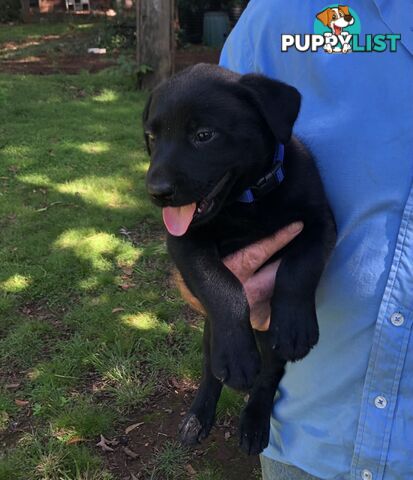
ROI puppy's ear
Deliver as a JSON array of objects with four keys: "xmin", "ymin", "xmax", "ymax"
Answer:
[
  {"xmin": 338, "ymin": 5, "xmax": 350, "ymax": 16},
  {"xmin": 316, "ymin": 8, "xmax": 330, "ymax": 26},
  {"xmin": 142, "ymin": 93, "xmax": 153, "ymax": 154},
  {"xmin": 239, "ymin": 74, "xmax": 301, "ymax": 144}
]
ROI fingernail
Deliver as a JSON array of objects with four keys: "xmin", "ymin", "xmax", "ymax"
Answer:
[{"xmin": 288, "ymin": 222, "xmax": 304, "ymax": 234}]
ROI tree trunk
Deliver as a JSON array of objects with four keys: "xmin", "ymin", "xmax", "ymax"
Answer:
[
  {"xmin": 21, "ymin": 0, "xmax": 30, "ymax": 22},
  {"xmin": 136, "ymin": 0, "xmax": 175, "ymax": 90}
]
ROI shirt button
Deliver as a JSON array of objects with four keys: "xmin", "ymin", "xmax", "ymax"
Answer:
[
  {"xmin": 390, "ymin": 312, "xmax": 404, "ymax": 326},
  {"xmin": 374, "ymin": 395, "xmax": 387, "ymax": 409},
  {"xmin": 362, "ymin": 469, "xmax": 373, "ymax": 480}
]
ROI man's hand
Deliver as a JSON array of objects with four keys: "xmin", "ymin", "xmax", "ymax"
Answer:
[
  {"xmin": 175, "ymin": 221, "xmax": 304, "ymax": 331},
  {"xmin": 223, "ymin": 222, "xmax": 303, "ymax": 331}
]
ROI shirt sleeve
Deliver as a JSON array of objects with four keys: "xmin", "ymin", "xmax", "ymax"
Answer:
[{"xmin": 219, "ymin": 4, "xmax": 255, "ymax": 74}]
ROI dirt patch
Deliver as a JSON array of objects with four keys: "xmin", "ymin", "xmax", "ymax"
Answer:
[
  {"xmin": 0, "ymin": 403, "xmax": 34, "ymax": 451},
  {"xmin": 1, "ymin": 35, "xmax": 61, "ymax": 53},
  {"xmin": 0, "ymin": 42, "xmax": 219, "ymax": 75},
  {"xmin": 0, "ymin": 54, "xmax": 115, "ymax": 74},
  {"xmin": 100, "ymin": 386, "xmax": 259, "ymax": 479},
  {"xmin": 119, "ymin": 223, "xmax": 165, "ymax": 247}
]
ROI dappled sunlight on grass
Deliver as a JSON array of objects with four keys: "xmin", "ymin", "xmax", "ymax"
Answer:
[
  {"xmin": 134, "ymin": 161, "xmax": 150, "ymax": 173},
  {"xmin": 78, "ymin": 275, "xmax": 112, "ymax": 291},
  {"xmin": 17, "ymin": 173, "xmax": 53, "ymax": 187},
  {"xmin": 78, "ymin": 142, "xmax": 111, "ymax": 154},
  {"xmin": 56, "ymin": 176, "xmax": 140, "ymax": 209},
  {"xmin": 0, "ymin": 274, "xmax": 31, "ymax": 293},
  {"xmin": 1, "ymin": 145, "xmax": 31, "ymax": 158},
  {"xmin": 92, "ymin": 89, "xmax": 119, "ymax": 103},
  {"xmin": 0, "ymin": 68, "xmax": 249, "ymax": 480},
  {"xmin": 121, "ymin": 312, "xmax": 170, "ymax": 332},
  {"xmin": 54, "ymin": 228, "xmax": 140, "ymax": 271}
]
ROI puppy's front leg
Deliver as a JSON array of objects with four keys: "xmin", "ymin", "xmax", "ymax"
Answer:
[
  {"xmin": 179, "ymin": 318, "xmax": 222, "ymax": 445},
  {"xmin": 167, "ymin": 233, "xmax": 260, "ymax": 391},
  {"xmin": 239, "ymin": 331, "xmax": 286, "ymax": 455},
  {"xmin": 268, "ymin": 219, "xmax": 336, "ymax": 361}
]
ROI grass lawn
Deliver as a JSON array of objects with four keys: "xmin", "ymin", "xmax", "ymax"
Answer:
[
  {"xmin": 0, "ymin": 54, "xmax": 258, "ymax": 479},
  {"xmin": 0, "ymin": 21, "xmax": 100, "ymax": 60}
]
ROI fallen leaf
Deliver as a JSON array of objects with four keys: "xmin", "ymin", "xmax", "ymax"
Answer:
[
  {"xmin": 125, "ymin": 422, "xmax": 144, "ymax": 435},
  {"xmin": 171, "ymin": 377, "xmax": 181, "ymax": 389},
  {"xmin": 5, "ymin": 383, "xmax": 20, "ymax": 389},
  {"xmin": 96, "ymin": 434, "xmax": 114, "ymax": 452},
  {"xmin": 123, "ymin": 446, "xmax": 139, "ymax": 459},
  {"xmin": 224, "ymin": 431, "xmax": 231, "ymax": 441},
  {"xmin": 121, "ymin": 266, "xmax": 133, "ymax": 276},
  {"xmin": 66, "ymin": 436, "xmax": 85, "ymax": 445},
  {"xmin": 15, "ymin": 399, "xmax": 29, "ymax": 406},
  {"xmin": 119, "ymin": 283, "xmax": 136, "ymax": 290},
  {"xmin": 119, "ymin": 227, "xmax": 132, "ymax": 239},
  {"xmin": 112, "ymin": 307, "xmax": 125, "ymax": 313},
  {"xmin": 131, "ymin": 473, "xmax": 139, "ymax": 480},
  {"xmin": 185, "ymin": 464, "xmax": 197, "ymax": 476}
]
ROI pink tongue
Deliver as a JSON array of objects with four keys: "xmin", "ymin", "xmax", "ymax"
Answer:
[{"xmin": 162, "ymin": 203, "xmax": 197, "ymax": 236}]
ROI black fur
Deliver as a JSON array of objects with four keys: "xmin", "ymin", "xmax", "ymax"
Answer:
[{"xmin": 143, "ymin": 64, "xmax": 336, "ymax": 455}]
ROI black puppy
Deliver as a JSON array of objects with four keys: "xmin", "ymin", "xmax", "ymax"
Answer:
[{"xmin": 143, "ymin": 64, "xmax": 336, "ymax": 455}]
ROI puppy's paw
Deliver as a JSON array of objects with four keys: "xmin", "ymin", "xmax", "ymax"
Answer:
[
  {"xmin": 239, "ymin": 403, "xmax": 270, "ymax": 456},
  {"xmin": 178, "ymin": 408, "xmax": 215, "ymax": 446},
  {"xmin": 269, "ymin": 303, "xmax": 319, "ymax": 361},
  {"xmin": 211, "ymin": 331, "xmax": 260, "ymax": 391}
]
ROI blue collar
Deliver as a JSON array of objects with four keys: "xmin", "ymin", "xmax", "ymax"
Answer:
[{"xmin": 237, "ymin": 144, "xmax": 285, "ymax": 203}]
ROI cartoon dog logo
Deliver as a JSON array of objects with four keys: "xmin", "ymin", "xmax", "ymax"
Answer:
[{"xmin": 316, "ymin": 5, "xmax": 355, "ymax": 53}]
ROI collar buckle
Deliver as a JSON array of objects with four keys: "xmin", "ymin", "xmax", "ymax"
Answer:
[
  {"xmin": 251, "ymin": 160, "xmax": 284, "ymax": 199},
  {"xmin": 237, "ymin": 144, "xmax": 285, "ymax": 204}
]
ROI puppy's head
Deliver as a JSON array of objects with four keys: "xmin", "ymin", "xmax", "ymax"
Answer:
[
  {"xmin": 316, "ymin": 6, "xmax": 354, "ymax": 34},
  {"xmin": 143, "ymin": 63, "xmax": 300, "ymax": 236}
]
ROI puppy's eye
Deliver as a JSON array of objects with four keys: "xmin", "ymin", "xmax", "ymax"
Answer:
[
  {"xmin": 332, "ymin": 14, "xmax": 337, "ymax": 20},
  {"xmin": 195, "ymin": 129, "xmax": 215, "ymax": 143}
]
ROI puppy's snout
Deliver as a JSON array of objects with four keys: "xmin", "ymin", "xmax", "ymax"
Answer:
[{"xmin": 147, "ymin": 179, "xmax": 175, "ymax": 202}]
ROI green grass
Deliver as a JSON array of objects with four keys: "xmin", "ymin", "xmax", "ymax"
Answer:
[
  {"xmin": 0, "ymin": 22, "xmax": 78, "ymax": 43},
  {"xmin": 145, "ymin": 441, "xmax": 191, "ymax": 480},
  {"xmin": 0, "ymin": 20, "xmax": 114, "ymax": 62},
  {"xmin": 0, "ymin": 57, "xmax": 244, "ymax": 480}
]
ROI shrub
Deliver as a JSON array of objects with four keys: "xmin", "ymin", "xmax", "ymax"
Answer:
[{"xmin": 0, "ymin": 0, "xmax": 21, "ymax": 23}]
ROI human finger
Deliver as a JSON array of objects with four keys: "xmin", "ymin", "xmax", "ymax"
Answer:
[{"xmin": 224, "ymin": 221, "xmax": 303, "ymax": 283}]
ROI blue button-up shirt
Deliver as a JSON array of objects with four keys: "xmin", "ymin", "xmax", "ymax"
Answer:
[{"xmin": 220, "ymin": 1, "xmax": 413, "ymax": 478}]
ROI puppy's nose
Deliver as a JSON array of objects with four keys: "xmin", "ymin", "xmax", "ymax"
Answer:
[
  {"xmin": 147, "ymin": 180, "xmax": 175, "ymax": 201},
  {"xmin": 344, "ymin": 14, "xmax": 353, "ymax": 21}
]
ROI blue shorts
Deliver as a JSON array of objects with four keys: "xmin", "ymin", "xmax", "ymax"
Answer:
[{"xmin": 260, "ymin": 456, "xmax": 321, "ymax": 480}]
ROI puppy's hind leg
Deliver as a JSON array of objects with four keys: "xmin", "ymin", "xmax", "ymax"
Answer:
[
  {"xmin": 239, "ymin": 330, "xmax": 286, "ymax": 455},
  {"xmin": 179, "ymin": 318, "xmax": 223, "ymax": 446}
]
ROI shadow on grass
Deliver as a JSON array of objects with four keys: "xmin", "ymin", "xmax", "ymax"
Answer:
[{"xmin": 0, "ymin": 71, "xmax": 252, "ymax": 480}]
